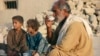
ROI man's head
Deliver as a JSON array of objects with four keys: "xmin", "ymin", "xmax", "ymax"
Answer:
[
  {"xmin": 27, "ymin": 19, "xmax": 40, "ymax": 35},
  {"xmin": 12, "ymin": 15, "xmax": 24, "ymax": 30},
  {"xmin": 52, "ymin": 0, "xmax": 71, "ymax": 22}
]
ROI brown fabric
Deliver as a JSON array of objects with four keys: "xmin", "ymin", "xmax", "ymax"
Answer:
[
  {"xmin": 7, "ymin": 50, "xmax": 19, "ymax": 56},
  {"xmin": 48, "ymin": 22, "xmax": 93, "ymax": 56},
  {"xmin": 7, "ymin": 29, "xmax": 28, "ymax": 54}
]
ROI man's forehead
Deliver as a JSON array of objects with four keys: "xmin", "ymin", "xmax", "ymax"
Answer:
[{"xmin": 52, "ymin": 4, "xmax": 59, "ymax": 11}]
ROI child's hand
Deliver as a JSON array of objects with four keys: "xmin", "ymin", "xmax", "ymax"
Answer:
[
  {"xmin": 34, "ymin": 53, "xmax": 39, "ymax": 56},
  {"xmin": 32, "ymin": 51, "xmax": 36, "ymax": 56}
]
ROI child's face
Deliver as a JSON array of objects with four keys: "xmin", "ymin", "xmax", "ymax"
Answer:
[
  {"xmin": 27, "ymin": 26, "xmax": 35, "ymax": 35},
  {"xmin": 13, "ymin": 19, "xmax": 22, "ymax": 30}
]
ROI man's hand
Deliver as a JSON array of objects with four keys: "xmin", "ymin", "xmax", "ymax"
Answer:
[
  {"xmin": 45, "ymin": 16, "xmax": 54, "ymax": 28},
  {"xmin": 45, "ymin": 16, "xmax": 54, "ymax": 44}
]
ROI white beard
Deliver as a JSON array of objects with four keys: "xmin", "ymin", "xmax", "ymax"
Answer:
[{"xmin": 56, "ymin": 15, "xmax": 65, "ymax": 23}]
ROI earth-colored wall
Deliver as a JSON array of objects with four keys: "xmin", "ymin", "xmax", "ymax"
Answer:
[
  {"xmin": 0, "ymin": 0, "xmax": 54, "ymax": 24},
  {"xmin": 0, "ymin": 0, "xmax": 100, "ymax": 24}
]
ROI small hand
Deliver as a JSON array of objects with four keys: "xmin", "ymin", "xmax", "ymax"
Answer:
[{"xmin": 32, "ymin": 51, "xmax": 36, "ymax": 56}]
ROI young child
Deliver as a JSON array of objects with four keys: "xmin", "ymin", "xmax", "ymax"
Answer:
[
  {"xmin": 7, "ymin": 15, "xmax": 28, "ymax": 56},
  {"xmin": 26, "ymin": 19, "xmax": 48, "ymax": 56}
]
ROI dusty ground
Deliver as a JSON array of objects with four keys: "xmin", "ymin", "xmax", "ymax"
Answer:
[{"xmin": 93, "ymin": 36, "xmax": 100, "ymax": 56}]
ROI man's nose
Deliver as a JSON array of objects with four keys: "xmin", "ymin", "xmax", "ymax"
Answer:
[{"xmin": 13, "ymin": 23, "xmax": 16, "ymax": 26}]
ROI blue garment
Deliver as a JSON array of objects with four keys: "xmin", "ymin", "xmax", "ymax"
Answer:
[
  {"xmin": 26, "ymin": 32, "xmax": 49, "ymax": 56},
  {"xmin": 26, "ymin": 32, "xmax": 42, "ymax": 50}
]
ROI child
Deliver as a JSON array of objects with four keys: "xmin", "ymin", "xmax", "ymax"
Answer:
[
  {"xmin": 7, "ymin": 15, "xmax": 28, "ymax": 56},
  {"xmin": 26, "ymin": 19, "xmax": 48, "ymax": 56}
]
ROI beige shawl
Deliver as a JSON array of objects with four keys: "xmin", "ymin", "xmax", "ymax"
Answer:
[{"xmin": 57, "ymin": 14, "xmax": 93, "ymax": 44}]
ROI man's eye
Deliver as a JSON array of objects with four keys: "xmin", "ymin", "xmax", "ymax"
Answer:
[{"xmin": 52, "ymin": 10, "xmax": 56, "ymax": 13}]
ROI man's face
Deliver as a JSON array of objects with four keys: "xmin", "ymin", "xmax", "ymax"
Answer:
[
  {"xmin": 13, "ymin": 19, "xmax": 22, "ymax": 30},
  {"xmin": 52, "ymin": 6, "xmax": 65, "ymax": 22}
]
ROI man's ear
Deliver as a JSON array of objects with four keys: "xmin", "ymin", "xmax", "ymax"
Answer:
[
  {"xmin": 63, "ymin": 9, "xmax": 69, "ymax": 15},
  {"xmin": 63, "ymin": 9, "xmax": 67, "ymax": 13},
  {"xmin": 60, "ymin": 9, "xmax": 65, "ymax": 14}
]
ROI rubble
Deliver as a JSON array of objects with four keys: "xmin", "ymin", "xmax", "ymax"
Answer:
[{"xmin": 67, "ymin": 0, "xmax": 100, "ymax": 36}]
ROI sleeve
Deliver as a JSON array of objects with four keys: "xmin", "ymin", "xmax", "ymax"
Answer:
[
  {"xmin": 56, "ymin": 22, "xmax": 82, "ymax": 54},
  {"xmin": 7, "ymin": 30, "xmax": 16, "ymax": 50},
  {"xmin": 46, "ymin": 30, "xmax": 55, "ymax": 45},
  {"xmin": 37, "ymin": 38, "xmax": 45, "ymax": 55}
]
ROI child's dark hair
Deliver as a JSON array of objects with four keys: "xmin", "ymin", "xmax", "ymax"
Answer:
[
  {"xmin": 27, "ymin": 19, "xmax": 40, "ymax": 31},
  {"xmin": 12, "ymin": 15, "xmax": 24, "ymax": 24}
]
